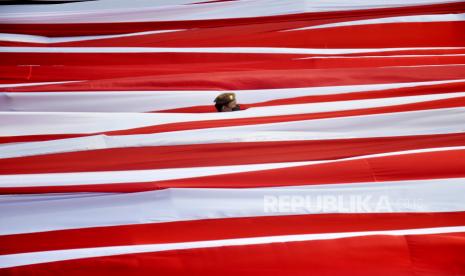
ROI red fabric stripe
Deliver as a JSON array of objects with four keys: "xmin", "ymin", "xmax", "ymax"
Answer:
[
  {"xmin": 4, "ymin": 21, "xmax": 465, "ymax": 49},
  {"xmin": 150, "ymin": 148, "xmax": 465, "ymax": 189},
  {"xmin": 3, "ymin": 63, "xmax": 465, "ymax": 92},
  {"xmin": 2, "ymin": 148, "xmax": 464, "ymax": 193},
  {"xmin": 3, "ymin": 232, "xmax": 464, "ymax": 275},
  {"xmin": 3, "ymin": 55, "xmax": 465, "ymax": 85},
  {"xmin": 41, "ymin": 22, "xmax": 465, "ymax": 48},
  {"xmin": 1, "ymin": 133, "xmax": 465, "ymax": 174},
  {"xmin": 1, "ymin": 212, "xmax": 464, "ymax": 255}
]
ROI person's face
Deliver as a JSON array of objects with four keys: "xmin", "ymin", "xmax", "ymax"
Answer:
[
  {"xmin": 222, "ymin": 100, "xmax": 237, "ymax": 112},
  {"xmin": 227, "ymin": 100, "xmax": 237, "ymax": 108}
]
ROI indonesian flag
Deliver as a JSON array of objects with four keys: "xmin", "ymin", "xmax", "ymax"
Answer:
[{"xmin": 1, "ymin": 0, "xmax": 465, "ymax": 275}]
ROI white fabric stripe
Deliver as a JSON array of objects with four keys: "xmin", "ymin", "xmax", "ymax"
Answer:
[
  {"xmin": 0, "ymin": 160, "xmax": 315, "ymax": 187},
  {"xmin": 1, "ymin": 225, "xmax": 464, "ymax": 269},
  {"xmin": 0, "ymin": 81, "xmax": 84, "ymax": 88},
  {"xmin": 1, "ymin": 177, "xmax": 465, "ymax": 235},
  {"xmin": 1, "ymin": 46, "xmax": 464, "ymax": 54},
  {"xmin": 0, "ymin": 29, "xmax": 185, "ymax": 44},
  {"xmin": 1, "ymin": 107, "xmax": 464, "ymax": 158},
  {"xmin": 1, "ymin": 146, "xmax": 463, "ymax": 187},
  {"xmin": 0, "ymin": 193, "xmax": 114, "ymax": 204},
  {"xmin": 2, "ymin": 79, "xmax": 464, "ymax": 112},
  {"xmin": 1, "ymin": 0, "xmax": 463, "ymax": 24},
  {"xmin": 2, "ymin": 92, "xmax": 465, "ymax": 136},
  {"xmin": 284, "ymin": 12, "xmax": 465, "ymax": 31},
  {"xmin": 1, "ymin": 0, "xmax": 198, "ymax": 10}
]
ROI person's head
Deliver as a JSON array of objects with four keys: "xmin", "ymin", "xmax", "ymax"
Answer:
[{"xmin": 214, "ymin": 93, "xmax": 240, "ymax": 112}]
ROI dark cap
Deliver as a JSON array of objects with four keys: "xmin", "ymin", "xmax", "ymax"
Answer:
[{"xmin": 214, "ymin": 93, "xmax": 236, "ymax": 105}]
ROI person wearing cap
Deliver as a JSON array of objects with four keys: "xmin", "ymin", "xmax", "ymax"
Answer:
[{"xmin": 214, "ymin": 92, "xmax": 241, "ymax": 112}]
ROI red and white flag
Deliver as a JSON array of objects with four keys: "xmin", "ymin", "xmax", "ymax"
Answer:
[{"xmin": 1, "ymin": 0, "xmax": 465, "ymax": 275}]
